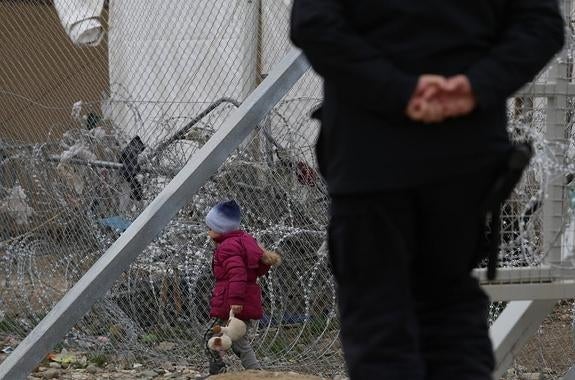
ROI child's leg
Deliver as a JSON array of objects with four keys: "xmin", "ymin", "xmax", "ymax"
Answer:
[
  {"xmin": 204, "ymin": 319, "xmax": 226, "ymax": 374},
  {"xmin": 231, "ymin": 321, "xmax": 261, "ymax": 370}
]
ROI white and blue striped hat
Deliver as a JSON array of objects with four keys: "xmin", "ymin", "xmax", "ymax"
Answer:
[{"xmin": 205, "ymin": 200, "xmax": 241, "ymax": 233}]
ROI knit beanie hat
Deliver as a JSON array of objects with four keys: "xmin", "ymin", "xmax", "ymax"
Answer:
[{"xmin": 205, "ymin": 200, "xmax": 241, "ymax": 233}]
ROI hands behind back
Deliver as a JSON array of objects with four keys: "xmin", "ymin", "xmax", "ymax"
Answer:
[{"xmin": 406, "ymin": 74, "xmax": 476, "ymax": 123}]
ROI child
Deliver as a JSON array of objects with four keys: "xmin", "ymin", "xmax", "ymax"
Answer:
[{"xmin": 202, "ymin": 200, "xmax": 280, "ymax": 376}]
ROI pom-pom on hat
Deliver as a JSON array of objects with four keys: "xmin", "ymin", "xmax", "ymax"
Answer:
[{"xmin": 205, "ymin": 200, "xmax": 241, "ymax": 233}]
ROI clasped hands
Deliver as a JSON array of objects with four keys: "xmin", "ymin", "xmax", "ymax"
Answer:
[{"xmin": 405, "ymin": 74, "xmax": 476, "ymax": 123}]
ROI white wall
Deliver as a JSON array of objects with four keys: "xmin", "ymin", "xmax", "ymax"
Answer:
[{"xmin": 107, "ymin": 0, "xmax": 258, "ymax": 148}]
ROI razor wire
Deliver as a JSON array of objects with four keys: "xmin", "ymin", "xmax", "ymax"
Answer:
[{"xmin": 0, "ymin": 0, "xmax": 574, "ymax": 378}]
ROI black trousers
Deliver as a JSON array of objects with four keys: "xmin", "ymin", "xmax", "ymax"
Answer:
[{"xmin": 328, "ymin": 166, "xmax": 497, "ymax": 380}]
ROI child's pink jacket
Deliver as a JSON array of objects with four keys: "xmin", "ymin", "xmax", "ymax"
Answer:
[{"xmin": 210, "ymin": 230, "xmax": 271, "ymax": 320}]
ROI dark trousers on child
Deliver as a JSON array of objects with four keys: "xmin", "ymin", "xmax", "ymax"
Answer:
[
  {"xmin": 204, "ymin": 319, "xmax": 261, "ymax": 374},
  {"xmin": 328, "ymin": 165, "xmax": 497, "ymax": 380}
]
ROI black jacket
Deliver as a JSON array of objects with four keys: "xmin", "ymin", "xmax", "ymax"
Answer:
[{"xmin": 291, "ymin": 0, "xmax": 565, "ymax": 194}]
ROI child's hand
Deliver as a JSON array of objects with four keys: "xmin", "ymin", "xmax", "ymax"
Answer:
[{"xmin": 231, "ymin": 305, "xmax": 243, "ymax": 314}]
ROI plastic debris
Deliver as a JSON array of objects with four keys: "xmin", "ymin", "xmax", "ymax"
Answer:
[
  {"xmin": 99, "ymin": 216, "xmax": 132, "ymax": 232},
  {"xmin": 71, "ymin": 100, "xmax": 83, "ymax": 121},
  {"xmin": 0, "ymin": 185, "xmax": 34, "ymax": 225}
]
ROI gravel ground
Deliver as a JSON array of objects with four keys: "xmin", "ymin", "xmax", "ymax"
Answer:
[
  {"xmin": 2, "ymin": 301, "xmax": 572, "ymax": 379},
  {"xmin": 0, "ymin": 346, "xmax": 341, "ymax": 380},
  {"xmin": 24, "ymin": 366, "xmax": 337, "ymax": 380}
]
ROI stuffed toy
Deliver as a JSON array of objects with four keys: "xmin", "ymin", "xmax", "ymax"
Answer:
[{"xmin": 208, "ymin": 310, "xmax": 248, "ymax": 352}]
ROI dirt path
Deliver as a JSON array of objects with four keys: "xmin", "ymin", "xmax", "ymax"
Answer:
[
  {"xmin": 23, "ymin": 366, "xmax": 335, "ymax": 380},
  {"xmin": 211, "ymin": 370, "xmax": 327, "ymax": 380}
]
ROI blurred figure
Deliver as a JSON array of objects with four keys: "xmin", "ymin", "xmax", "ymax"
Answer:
[
  {"xmin": 291, "ymin": 1, "xmax": 564, "ymax": 379},
  {"xmin": 118, "ymin": 136, "xmax": 145, "ymax": 201}
]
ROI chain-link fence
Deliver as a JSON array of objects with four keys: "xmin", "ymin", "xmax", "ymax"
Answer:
[
  {"xmin": 1, "ymin": 0, "xmax": 575, "ymax": 378},
  {"xmin": 0, "ymin": 0, "xmax": 337, "ymax": 375}
]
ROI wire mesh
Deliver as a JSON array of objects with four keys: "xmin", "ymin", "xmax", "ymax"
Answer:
[{"xmin": 0, "ymin": 0, "xmax": 574, "ymax": 378}]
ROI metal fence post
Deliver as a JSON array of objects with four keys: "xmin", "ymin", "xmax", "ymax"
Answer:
[{"xmin": 543, "ymin": 0, "xmax": 570, "ymax": 265}]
